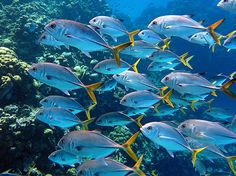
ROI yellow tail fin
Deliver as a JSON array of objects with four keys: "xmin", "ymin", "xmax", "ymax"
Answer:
[
  {"xmin": 85, "ymin": 82, "xmax": 103, "ymax": 103},
  {"xmin": 122, "ymin": 131, "xmax": 140, "ymax": 161},
  {"xmin": 162, "ymin": 89, "xmax": 174, "ymax": 108},
  {"xmin": 226, "ymin": 30, "xmax": 236, "ymax": 38},
  {"xmin": 211, "ymin": 90, "xmax": 217, "ymax": 97},
  {"xmin": 192, "ymin": 147, "xmax": 207, "ymax": 167},
  {"xmin": 85, "ymin": 103, "xmax": 97, "ymax": 120},
  {"xmin": 206, "ymin": 99, "xmax": 214, "ymax": 109},
  {"xmin": 112, "ymin": 42, "xmax": 132, "ymax": 67},
  {"xmin": 207, "ymin": 18, "xmax": 225, "ymax": 45},
  {"xmin": 82, "ymin": 118, "xmax": 94, "ymax": 130},
  {"xmin": 135, "ymin": 115, "xmax": 144, "ymax": 128},
  {"xmin": 221, "ymin": 78, "xmax": 236, "ymax": 99},
  {"xmin": 154, "ymin": 103, "xmax": 161, "ymax": 113},
  {"xmin": 226, "ymin": 156, "xmax": 236, "ymax": 175},
  {"xmin": 179, "ymin": 52, "xmax": 194, "ymax": 69},
  {"xmin": 133, "ymin": 155, "xmax": 146, "ymax": 176},
  {"xmin": 191, "ymin": 100, "xmax": 198, "ymax": 111},
  {"xmin": 161, "ymin": 38, "xmax": 171, "ymax": 50},
  {"xmin": 132, "ymin": 58, "xmax": 141, "ymax": 73},
  {"xmin": 229, "ymin": 71, "xmax": 236, "ymax": 80},
  {"xmin": 128, "ymin": 29, "xmax": 141, "ymax": 46},
  {"xmin": 160, "ymin": 86, "xmax": 169, "ymax": 96}
]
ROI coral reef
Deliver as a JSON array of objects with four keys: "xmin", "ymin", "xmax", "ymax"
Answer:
[{"xmin": 0, "ymin": 47, "xmax": 38, "ymax": 105}]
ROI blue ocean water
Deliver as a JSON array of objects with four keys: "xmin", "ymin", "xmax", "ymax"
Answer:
[{"xmin": 1, "ymin": 0, "xmax": 236, "ymax": 175}]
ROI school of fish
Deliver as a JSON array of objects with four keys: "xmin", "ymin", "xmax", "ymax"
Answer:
[{"xmin": 26, "ymin": 4, "xmax": 236, "ymax": 176}]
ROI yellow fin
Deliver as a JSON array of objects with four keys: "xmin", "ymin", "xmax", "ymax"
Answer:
[
  {"xmin": 162, "ymin": 89, "xmax": 174, "ymax": 108},
  {"xmin": 211, "ymin": 90, "xmax": 217, "ymax": 97},
  {"xmin": 226, "ymin": 156, "xmax": 236, "ymax": 175},
  {"xmin": 135, "ymin": 115, "xmax": 144, "ymax": 128},
  {"xmin": 122, "ymin": 131, "xmax": 140, "ymax": 161},
  {"xmin": 82, "ymin": 118, "xmax": 94, "ymax": 130},
  {"xmin": 180, "ymin": 107, "xmax": 186, "ymax": 114},
  {"xmin": 154, "ymin": 103, "xmax": 161, "ymax": 113},
  {"xmin": 132, "ymin": 58, "xmax": 141, "ymax": 73},
  {"xmin": 207, "ymin": 18, "xmax": 225, "ymax": 45},
  {"xmin": 229, "ymin": 71, "xmax": 236, "ymax": 80},
  {"xmin": 160, "ymin": 86, "xmax": 168, "ymax": 96},
  {"xmin": 128, "ymin": 29, "xmax": 140, "ymax": 46},
  {"xmin": 191, "ymin": 100, "xmax": 198, "ymax": 111},
  {"xmin": 112, "ymin": 42, "xmax": 132, "ymax": 67},
  {"xmin": 184, "ymin": 55, "xmax": 194, "ymax": 69},
  {"xmin": 85, "ymin": 103, "xmax": 97, "ymax": 120},
  {"xmin": 192, "ymin": 147, "xmax": 207, "ymax": 167},
  {"xmin": 221, "ymin": 78, "xmax": 236, "ymax": 99},
  {"xmin": 206, "ymin": 99, "xmax": 214, "ymax": 109},
  {"xmin": 226, "ymin": 30, "xmax": 236, "ymax": 38},
  {"xmin": 133, "ymin": 155, "xmax": 146, "ymax": 176},
  {"xmin": 180, "ymin": 52, "xmax": 189, "ymax": 60},
  {"xmin": 85, "ymin": 82, "xmax": 103, "ymax": 103},
  {"xmin": 161, "ymin": 38, "xmax": 171, "ymax": 50}
]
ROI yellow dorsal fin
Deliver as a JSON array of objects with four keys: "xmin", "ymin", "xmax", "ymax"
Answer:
[
  {"xmin": 82, "ymin": 118, "xmax": 94, "ymax": 130},
  {"xmin": 229, "ymin": 71, "xmax": 236, "ymax": 80},
  {"xmin": 211, "ymin": 90, "xmax": 217, "ymax": 97},
  {"xmin": 85, "ymin": 82, "xmax": 103, "ymax": 103},
  {"xmin": 191, "ymin": 100, "xmax": 198, "ymax": 111},
  {"xmin": 226, "ymin": 156, "xmax": 236, "ymax": 175}
]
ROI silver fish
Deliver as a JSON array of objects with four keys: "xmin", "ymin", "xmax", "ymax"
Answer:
[
  {"xmin": 38, "ymin": 32, "xmax": 67, "ymax": 49},
  {"xmin": 113, "ymin": 71, "xmax": 157, "ymax": 91},
  {"xmin": 48, "ymin": 149, "xmax": 81, "ymax": 167},
  {"xmin": 28, "ymin": 62, "xmax": 103, "ymax": 102},
  {"xmin": 217, "ymin": 0, "xmax": 236, "ymax": 13},
  {"xmin": 58, "ymin": 130, "xmax": 139, "ymax": 161},
  {"xmin": 89, "ymin": 16, "xmax": 140, "ymax": 45}
]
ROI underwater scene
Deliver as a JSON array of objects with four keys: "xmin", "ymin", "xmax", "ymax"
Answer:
[{"xmin": 1, "ymin": 0, "xmax": 236, "ymax": 175}]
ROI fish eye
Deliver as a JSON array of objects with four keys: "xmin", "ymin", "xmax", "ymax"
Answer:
[
  {"xmin": 43, "ymin": 99, "xmax": 48, "ymax": 103},
  {"xmin": 152, "ymin": 21, "xmax": 157, "ymax": 25},
  {"xmin": 123, "ymin": 99, "xmax": 127, "ymax": 102},
  {"xmin": 78, "ymin": 170, "xmax": 83, "ymax": 175},
  {"xmin": 147, "ymin": 126, "xmax": 152, "ymax": 130},
  {"xmin": 50, "ymin": 24, "xmax": 56, "ymax": 29},
  {"xmin": 42, "ymin": 35, "xmax": 46, "ymax": 39},
  {"xmin": 223, "ymin": 0, "xmax": 228, "ymax": 2},
  {"xmin": 108, "ymin": 120, "xmax": 112, "ymax": 123},
  {"xmin": 32, "ymin": 67, "xmax": 37, "ymax": 71},
  {"xmin": 93, "ymin": 19, "xmax": 97, "ymax": 22},
  {"xmin": 141, "ymin": 32, "xmax": 144, "ymax": 35},
  {"xmin": 181, "ymin": 124, "xmax": 186, "ymax": 128},
  {"xmin": 165, "ymin": 77, "xmax": 169, "ymax": 81},
  {"xmin": 134, "ymin": 101, "xmax": 138, "ymax": 104},
  {"xmin": 194, "ymin": 35, "xmax": 197, "ymax": 38},
  {"xmin": 39, "ymin": 112, "xmax": 43, "ymax": 116},
  {"xmin": 60, "ymin": 138, "xmax": 65, "ymax": 144}
]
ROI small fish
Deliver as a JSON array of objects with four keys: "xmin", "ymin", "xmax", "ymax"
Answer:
[
  {"xmin": 96, "ymin": 112, "xmax": 143, "ymax": 127},
  {"xmin": 58, "ymin": 130, "xmax": 140, "ymax": 161},
  {"xmin": 147, "ymin": 61, "xmax": 180, "ymax": 72},
  {"xmin": 138, "ymin": 29, "xmax": 163, "ymax": 44},
  {"xmin": 0, "ymin": 171, "xmax": 19, "ymax": 176},
  {"xmin": 36, "ymin": 107, "xmax": 84, "ymax": 130},
  {"xmin": 120, "ymin": 90, "xmax": 173, "ymax": 108},
  {"xmin": 95, "ymin": 79, "xmax": 117, "ymax": 93},
  {"xmin": 152, "ymin": 103, "xmax": 179, "ymax": 117},
  {"xmin": 186, "ymin": 137, "xmax": 236, "ymax": 175},
  {"xmin": 40, "ymin": 95, "xmax": 85, "ymax": 114},
  {"xmin": 121, "ymin": 40, "xmax": 158, "ymax": 59},
  {"xmin": 217, "ymin": 0, "xmax": 236, "ymax": 13},
  {"xmin": 45, "ymin": 19, "xmax": 131, "ymax": 66},
  {"xmin": 161, "ymin": 71, "xmax": 236, "ymax": 98},
  {"xmin": 48, "ymin": 149, "xmax": 81, "ymax": 167},
  {"xmin": 205, "ymin": 107, "xmax": 233, "ymax": 121},
  {"xmin": 93, "ymin": 58, "xmax": 140, "ymax": 75},
  {"xmin": 123, "ymin": 107, "xmax": 151, "ymax": 117},
  {"xmin": 189, "ymin": 31, "xmax": 222, "ymax": 52},
  {"xmin": 89, "ymin": 16, "xmax": 140, "ymax": 45},
  {"xmin": 38, "ymin": 32, "xmax": 67, "ymax": 50},
  {"xmin": 28, "ymin": 62, "xmax": 103, "ymax": 103},
  {"xmin": 148, "ymin": 15, "xmax": 224, "ymax": 44},
  {"xmin": 149, "ymin": 50, "xmax": 193, "ymax": 69},
  {"xmin": 77, "ymin": 155, "xmax": 145, "ymax": 176},
  {"xmin": 178, "ymin": 119, "xmax": 236, "ymax": 146},
  {"xmin": 113, "ymin": 70, "xmax": 158, "ymax": 91},
  {"xmin": 141, "ymin": 122, "xmax": 205, "ymax": 165}
]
